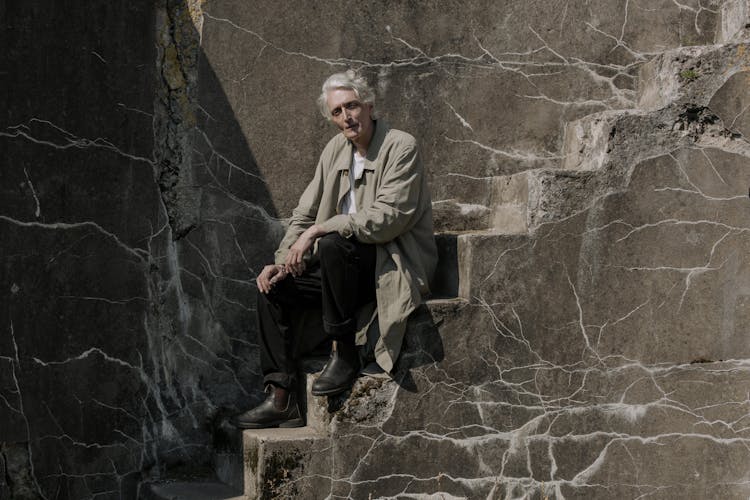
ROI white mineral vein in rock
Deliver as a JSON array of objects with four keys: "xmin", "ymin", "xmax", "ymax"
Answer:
[
  {"xmin": 615, "ymin": 218, "xmax": 750, "ymax": 243},
  {"xmin": 195, "ymin": 128, "xmax": 264, "ymax": 181},
  {"xmin": 58, "ymin": 295, "xmax": 149, "ymax": 305},
  {"xmin": 117, "ymin": 102, "xmax": 154, "ymax": 118},
  {"xmin": 7, "ymin": 322, "xmax": 49, "ymax": 499},
  {"xmin": 22, "ymin": 167, "xmax": 41, "ymax": 218},
  {"xmin": 90, "ymin": 50, "xmax": 107, "ymax": 63},
  {"xmin": 204, "ymin": 9, "xmax": 643, "ymax": 115},
  {"xmin": 444, "ymin": 137, "xmax": 562, "ymax": 162},
  {"xmin": 1, "ymin": 118, "xmax": 153, "ymax": 165},
  {"xmin": 0, "ymin": 215, "xmax": 149, "ymax": 261},
  {"xmin": 445, "ymin": 101, "xmax": 474, "ymax": 131}
]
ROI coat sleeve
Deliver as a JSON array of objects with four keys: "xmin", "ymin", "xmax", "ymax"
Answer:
[
  {"xmin": 318, "ymin": 140, "xmax": 422, "ymax": 244},
  {"xmin": 274, "ymin": 155, "xmax": 326, "ymax": 265}
]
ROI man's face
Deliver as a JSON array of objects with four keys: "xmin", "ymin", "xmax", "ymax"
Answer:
[{"xmin": 326, "ymin": 88, "xmax": 374, "ymax": 144}]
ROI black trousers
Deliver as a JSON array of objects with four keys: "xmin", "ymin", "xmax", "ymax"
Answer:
[{"xmin": 257, "ymin": 233, "xmax": 376, "ymax": 389}]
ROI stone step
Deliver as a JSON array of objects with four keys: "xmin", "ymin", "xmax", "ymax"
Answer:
[
  {"xmin": 561, "ymin": 109, "xmax": 641, "ymax": 171},
  {"xmin": 438, "ymin": 44, "xmax": 750, "ymax": 231},
  {"xmin": 432, "ymin": 172, "xmax": 559, "ymax": 233},
  {"xmin": 432, "ymin": 199, "xmax": 493, "ymax": 232},
  {"xmin": 431, "ymin": 173, "xmax": 495, "ymax": 205},
  {"xmin": 432, "ymin": 174, "xmax": 497, "ymax": 232},
  {"xmin": 637, "ymin": 43, "xmax": 750, "ymax": 112},
  {"xmin": 563, "ymin": 40, "xmax": 750, "ymax": 173},
  {"xmin": 212, "ymin": 362, "xmax": 331, "ymax": 493},
  {"xmin": 563, "ymin": 92, "xmax": 749, "ymax": 174},
  {"xmin": 435, "ymin": 167, "xmax": 602, "ymax": 236},
  {"xmin": 214, "ymin": 369, "xmax": 360, "ymax": 498},
  {"xmin": 562, "ymin": 106, "xmax": 742, "ymax": 174},
  {"xmin": 231, "ymin": 297, "xmax": 466, "ymax": 498},
  {"xmin": 494, "ymin": 169, "xmax": 602, "ymax": 233},
  {"xmin": 432, "ymin": 168, "xmax": 604, "ymax": 299},
  {"xmin": 242, "ymin": 428, "xmax": 331, "ymax": 499}
]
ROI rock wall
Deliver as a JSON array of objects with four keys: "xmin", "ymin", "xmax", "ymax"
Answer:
[
  {"xmin": 1, "ymin": 0, "xmax": 277, "ymax": 498},
  {"xmin": 200, "ymin": 0, "xmax": 722, "ymax": 213},
  {"xmin": 2, "ymin": 0, "xmax": 749, "ymax": 498}
]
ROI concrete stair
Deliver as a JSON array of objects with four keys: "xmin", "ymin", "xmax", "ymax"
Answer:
[
  {"xmin": 563, "ymin": 41, "xmax": 750, "ymax": 173},
  {"xmin": 239, "ymin": 5, "xmax": 750, "ymax": 498},
  {"xmin": 144, "ymin": 297, "xmax": 466, "ymax": 499},
  {"xmin": 143, "ymin": 358, "xmax": 333, "ymax": 499},
  {"xmin": 432, "ymin": 169, "xmax": 596, "ymax": 234},
  {"xmin": 211, "ymin": 358, "xmax": 334, "ymax": 499},
  {"xmin": 431, "ymin": 168, "xmax": 603, "ymax": 300},
  {"xmin": 240, "ymin": 428, "xmax": 331, "ymax": 499},
  {"xmin": 146, "ymin": 3, "xmax": 750, "ymax": 495}
]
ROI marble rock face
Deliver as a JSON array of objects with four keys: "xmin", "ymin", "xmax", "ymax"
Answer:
[
  {"xmin": 2, "ymin": 1, "xmax": 278, "ymax": 498},
  {"xmin": 198, "ymin": 0, "xmax": 721, "ymax": 214},
  {"xmin": 3, "ymin": 0, "xmax": 750, "ymax": 498}
]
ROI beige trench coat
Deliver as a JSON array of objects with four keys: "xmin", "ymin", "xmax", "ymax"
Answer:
[{"xmin": 274, "ymin": 120, "xmax": 437, "ymax": 372}]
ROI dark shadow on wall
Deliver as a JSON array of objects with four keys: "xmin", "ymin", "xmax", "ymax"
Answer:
[
  {"xmin": 150, "ymin": 0, "xmax": 284, "ymax": 478},
  {"xmin": 155, "ymin": 0, "xmax": 279, "ymax": 236},
  {"xmin": 392, "ymin": 305, "xmax": 446, "ymax": 392},
  {"xmin": 191, "ymin": 51, "xmax": 279, "ymax": 221},
  {"xmin": 0, "ymin": 0, "xmax": 279, "ymax": 498}
]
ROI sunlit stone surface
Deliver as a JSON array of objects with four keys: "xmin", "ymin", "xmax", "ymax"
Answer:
[{"xmin": 2, "ymin": 0, "xmax": 749, "ymax": 498}]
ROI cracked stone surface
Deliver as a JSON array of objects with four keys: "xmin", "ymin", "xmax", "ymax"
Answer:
[
  {"xmin": 3, "ymin": 0, "xmax": 750, "ymax": 498},
  {"xmin": 2, "ymin": 1, "xmax": 277, "ymax": 498},
  {"xmin": 200, "ymin": 0, "xmax": 723, "ymax": 214}
]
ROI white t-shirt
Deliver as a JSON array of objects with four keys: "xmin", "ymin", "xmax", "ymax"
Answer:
[{"xmin": 341, "ymin": 151, "xmax": 365, "ymax": 215}]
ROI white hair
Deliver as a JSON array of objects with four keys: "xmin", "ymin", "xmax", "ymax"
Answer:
[{"xmin": 317, "ymin": 70, "xmax": 377, "ymax": 120}]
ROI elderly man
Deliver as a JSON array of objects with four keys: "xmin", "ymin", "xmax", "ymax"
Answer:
[{"xmin": 233, "ymin": 70, "xmax": 437, "ymax": 429}]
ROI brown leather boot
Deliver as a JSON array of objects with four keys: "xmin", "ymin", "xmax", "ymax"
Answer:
[
  {"xmin": 311, "ymin": 340, "xmax": 361, "ymax": 396},
  {"xmin": 231, "ymin": 385, "xmax": 303, "ymax": 429}
]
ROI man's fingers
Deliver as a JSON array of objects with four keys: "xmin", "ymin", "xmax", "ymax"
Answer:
[
  {"xmin": 291, "ymin": 258, "xmax": 305, "ymax": 277},
  {"xmin": 257, "ymin": 265, "xmax": 276, "ymax": 293},
  {"xmin": 258, "ymin": 264, "xmax": 289, "ymax": 292},
  {"xmin": 269, "ymin": 269, "xmax": 285, "ymax": 284},
  {"xmin": 285, "ymin": 251, "xmax": 303, "ymax": 276},
  {"xmin": 296, "ymin": 261, "xmax": 306, "ymax": 275}
]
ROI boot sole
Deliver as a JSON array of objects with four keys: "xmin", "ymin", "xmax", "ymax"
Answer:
[
  {"xmin": 232, "ymin": 417, "xmax": 304, "ymax": 429},
  {"xmin": 311, "ymin": 382, "xmax": 355, "ymax": 397}
]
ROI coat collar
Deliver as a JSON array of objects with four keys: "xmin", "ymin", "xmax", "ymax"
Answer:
[{"xmin": 335, "ymin": 120, "xmax": 389, "ymax": 172}]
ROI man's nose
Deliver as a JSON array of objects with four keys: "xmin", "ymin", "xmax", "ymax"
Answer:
[{"xmin": 341, "ymin": 108, "xmax": 351, "ymax": 120}]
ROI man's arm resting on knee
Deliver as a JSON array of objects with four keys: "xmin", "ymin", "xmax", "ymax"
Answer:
[
  {"xmin": 259, "ymin": 223, "xmax": 329, "ymax": 291},
  {"xmin": 283, "ymin": 224, "xmax": 328, "ymax": 276},
  {"xmin": 318, "ymin": 142, "xmax": 423, "ymax": 244},
  {"xmin": 274, "ymin": 153, "xmax": 328, "ymax": 266}
]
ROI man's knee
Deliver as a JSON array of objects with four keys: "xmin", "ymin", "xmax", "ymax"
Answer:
[
  {"xmin": 317, "ymin": 232, "xmax": 351, "ymax": 261},
  {"xmin": 256, "ymin": 283, "xmax": 284, "ymax": 308}
]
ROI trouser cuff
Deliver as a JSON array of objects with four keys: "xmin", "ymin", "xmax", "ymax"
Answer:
[
  {"xmin": 263, "ymin": 371, "xmax": 295, "ymax": 389},
  {"xmin": 323, "ymin": 317, "xmax": 355, "ymax": 337}
]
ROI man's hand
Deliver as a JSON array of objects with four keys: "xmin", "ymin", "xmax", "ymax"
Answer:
[
  {"xmin": 285, "ymin": 224, "xmax": 326, "ymax": 276},
  {"xmin": 256, "ymin": 264, "xmax": 288, "ymax": 294}
]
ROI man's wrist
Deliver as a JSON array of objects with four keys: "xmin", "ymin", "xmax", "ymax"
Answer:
[{"xmin": 307, "ymin": 224, "xmax": 322, "ymax": 238}]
